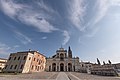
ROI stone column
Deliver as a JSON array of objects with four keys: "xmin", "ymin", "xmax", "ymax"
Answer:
[
  {"xmin": 72, "ymin": 64, "xmax": 74, "ymax": 71},
  {"xmin": 67, "ymin": 63, "xmax": 68, "ymax": 71},
  {"xmin": 64, "ymin": 63, "xmax": 65, "ymax": 71},
  {"xmin": 65, "ymin": 61, "xmax": 67, "ymax": 71},
  {"xmin": 51, "ymin": 64, "xmax": 52, "ymax": 71},
  {"xmin": 59, "ymin": 63, "xmax": 60, "ymax": 71},
  {"xmin": 56, "ymin": 63, "xmax": 57, "ymax": 71},
  {"xmin": 57, "ymin": 62, "xmax": 59, "ymax": 71}
]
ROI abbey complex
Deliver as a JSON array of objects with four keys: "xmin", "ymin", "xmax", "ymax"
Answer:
[{"xmin": 0, "ymin": 46, "xmax": 120, "ymax": 76}]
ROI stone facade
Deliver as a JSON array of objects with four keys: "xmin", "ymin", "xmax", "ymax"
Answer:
[
  {"xmin": 91, "ymin": 64, "xmax": 118, "ymax": 76},
  {"xmin": 88, "ymin": 59, "xmax": 120, "ymax": 76},
  {"xmin": 112, "ymin": 63, "xmax": 120, "ymax": 71},
  {"xmin": 0, "ymin": 58, "xmax": 7, "ymax": 72},
  {"xmin": 79, "ymin": 62, "xmax": 92, "ymax": 74},
  {"xmin": 45, "ymin": 47, "xmax": 80, "ymax": 72},
  {"xmin": 3, "ymin": 50, "xmax": 46, "ymax": 73}
]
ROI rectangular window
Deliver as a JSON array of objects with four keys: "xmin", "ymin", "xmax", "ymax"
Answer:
[
  {"xmin": 23, "ymin": 56, "xmax": 26, "ymax": 60},
  {"xmin": 34, "ymin": 58, "xmax": 36, "ymax": 61},
  {"xmin": 14, "ymin": 57, "xmax": 16, "ymax": 60},
  {"xmin": 14, "ymin": 65, "xmax": 17, "ymax": 69},
  {"xmin": 35, "ymin": 66, "xmax": 37, "ymax": 70},
  {"xmin": 31, "ymin": 65, "xmax": 34, "ymax": 70},
  {"xmin": 9, "ymin": 57, "xmax": 11, "ymax": 60},
  {"xmin": 37, "ymin": 66, "xmax": 39, "ymax": 71},
  {"xmin": 10, "ymin": 65, "xmax": 13, "ymax": 69},
  {"xmin": 5, "ymin": 65, "xmax": 8, "ymax": 69},
  {"xmin": 29, "ymin": 57, "xmax": 31, "ymax": 60},
  {"xmin": 38, "ymin": 60, "xmax": 41, "ymax": 65},
  {"xmin": 18, "ymin": 57, "xmax": 20, "ymax": 60},
  {"xmin": 20, "ymin": 65, "xmax": 24, "ymax": 69},
  {"xmin": 37, "ymin": 59, "xmax": 39, "ymax": 62}
]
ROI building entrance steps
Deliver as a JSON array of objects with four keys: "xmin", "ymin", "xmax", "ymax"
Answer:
[{"xmin": 56, "ymin": 72, "xmax": 70, "ymax": 80}]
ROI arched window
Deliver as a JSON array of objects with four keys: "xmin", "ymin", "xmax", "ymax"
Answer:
[
  {"xmin": 60, "ymin": 53, "xmax": 64, "ymax": 60},
  {"xmin": 57, "ymin": 53, "xmax": 59, "ymax": 58}
]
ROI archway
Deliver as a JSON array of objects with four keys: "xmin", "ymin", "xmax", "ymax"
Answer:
[
  {"xmin": 60, "ymin": 63, "xmax": 64, "ymax": 71},
  {"xmin": 52, "ymin": 63, "xmax": 56, "ymax": 71},
  {"xmin": 49, "ymin": 66, "xmax": 51, "ymax": 71},
  {"xmin": 68, "ymin": 63, "xmax": 72, "ymax": 71}
]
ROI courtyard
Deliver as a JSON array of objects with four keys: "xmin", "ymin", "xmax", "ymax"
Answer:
[{"xmin": 0, "ymin": 72, "xmax": 120, "ymax": 80}]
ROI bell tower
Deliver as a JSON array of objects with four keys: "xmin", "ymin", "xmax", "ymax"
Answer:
[{"xmin": 68, "ymin": 46, "xmax": 72, "ymax": 58}]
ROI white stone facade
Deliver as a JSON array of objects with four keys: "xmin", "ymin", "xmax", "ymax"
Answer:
[
  {"xmin": 79, "ymin": 62, "xmax": 92, "ymax": 74},
  {"xmin": 45, "ymin": 47, "xmax": 80, "ymax": 72}
]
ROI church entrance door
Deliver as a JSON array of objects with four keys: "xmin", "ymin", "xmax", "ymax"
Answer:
[
  {"xmin": 52, "ymin": 63, "xmax": 56, "ymax": 71},
  {"xmin": 68, "ymin": 63, "xmax": 72, "ymax": 71},
  {"xmin": 60, "ymin": 63, "xmax": 64, "ymax": 71}
]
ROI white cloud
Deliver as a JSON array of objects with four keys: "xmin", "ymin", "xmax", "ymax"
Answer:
[
  {"xmin": 81, "ymin": 0, "xmax": 110, "ymax": 32},
  {"xmin": 0, "ymin": 42, "xmax": 10, "ymax": 54},
  {"xmin": 42, "ymin": 36, "xmax": 47, "ymax": 40},
  {"xmin": 0, "ymin": 0, "xmax": 58, "ymax": 33},
  {"xmin": 62, "ymin": 30, "xmax": 70, "ymax": 45},
  {"xmin": 9, "ymin": 45, "xmax": 19, "ymax": 51},
  {"xmin": 80, "ymin": 0, "xmax": 110, "ymax": 40},
  {"xmin": 0, "ymin": 0, "xmax": 23, "ymax": 19},
  {"xmin": 13, "ymin": 45, "xmax": 19, "ymax": 48},
  {"xmin": 95, "ymin": 50, "xmax": 120, "ymax": 64},
  {"xmin": 68, "ymin": 0, "xmax": 86, "ymax": 31},
  {"xmin": 14, "ymin": 31, "xmax": 32, "ymax": 45},
  {"xmin": 67, "ymin": 0, "xmax": 110, "ymax": 32},
  {"xmin": 78, "ymin": 38, "xmax": 87, "ymax": 46},
  {"xmin": 85, "ymin": 27, "xmax": 99, "ymax": 37},
  {"xmin": 110, "ymin": 0, "xmax": 120, "ymax": 6},
  {"xmin": 93, "ymin": 0, "xmax": 110, "ymax": 24},
  {"xmin": 37, "ymin": 0, "xmax": 55, "ymax": 13},
  {"xmin": 18, "ymin": 13, "xmax": 58, "ymax": 33},
  {"xmin": 0, "ymin": 42, "xmax": 20, "ymax": 58},
  {"xmin": 86, "ymin": 0, "xmax": 118, "ymax": 37}
]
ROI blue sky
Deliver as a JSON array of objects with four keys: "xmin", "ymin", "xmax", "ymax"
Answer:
[{"xmin": 0, "ymin": 0, "xmax": 120, "ymax": 64}]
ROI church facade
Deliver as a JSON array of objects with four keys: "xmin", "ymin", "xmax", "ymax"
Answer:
[{"xmin": 45, "ymin": 47, "xmax": 80, "ymax": 72}]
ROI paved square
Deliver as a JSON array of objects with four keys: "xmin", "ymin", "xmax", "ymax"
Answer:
[{"xmin": 0, "ymin": 72, "xmax": 120, "ymax": 80}]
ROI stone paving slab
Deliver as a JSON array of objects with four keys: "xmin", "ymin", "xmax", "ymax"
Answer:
[
  {"xmin": 70, "ymin": 72, "xmax": 120, "ymax": 80},
  {"xmin": 68, "ymin": 72, "xmax": 81, "ymax": 80},
  {"xmin": 0, "ymin": 72, "xmax": 120, "ymax": 80},
  {"xmin": 56, "ymin": 72, "xmax": 70, "ymax": 80}
]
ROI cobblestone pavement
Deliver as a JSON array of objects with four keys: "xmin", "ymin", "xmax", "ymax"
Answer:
[{"xmin": 0, "ymin": 72, "xmax": 120, "ymax": 80}]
